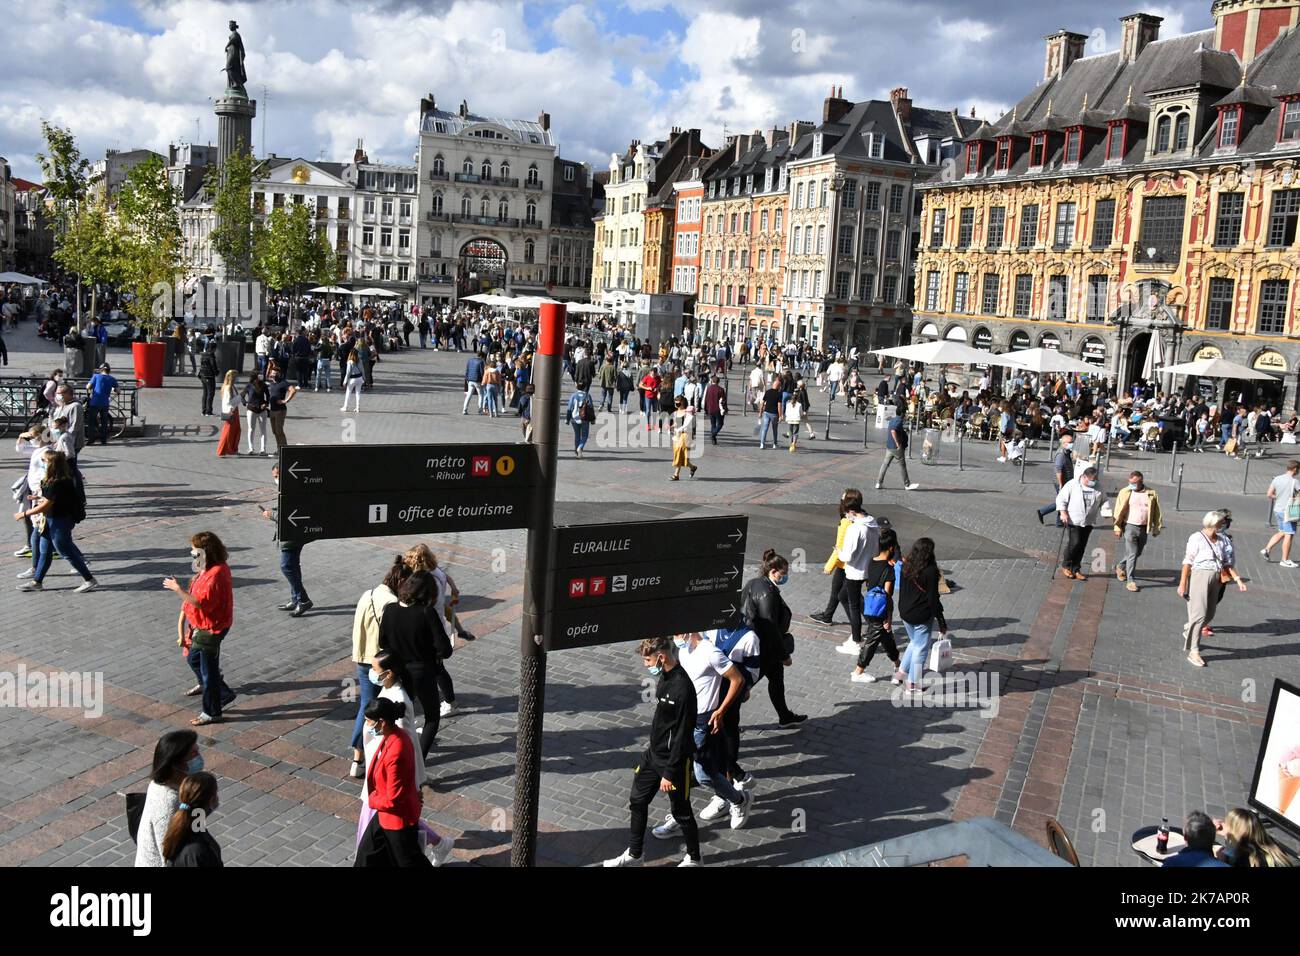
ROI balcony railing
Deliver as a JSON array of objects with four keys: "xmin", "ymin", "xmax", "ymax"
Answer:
[
  {"xmin": 454, "ymin": 172, "xmax": 481, "ymax": 184},
  {"xmin": 491, "ymin": 176, "xmax": 520, "ymax": 188},
  {"xmin": 419, "ymin": 274, "xmax": 454, "ymax": 284},
  {"xmin": 525, "ymin": 179, "xmax": 544, "ymax": 190},
  {"xmin": 426, "ymin": 211, "xmax": 450, "ymax": 221},
  {"xmin": 428, "ymin": 170, "xmax": 449, "ymax": 181},
  {"xmin": 381, "ymin": 214, "xmax": 394, "ymax": 224}
]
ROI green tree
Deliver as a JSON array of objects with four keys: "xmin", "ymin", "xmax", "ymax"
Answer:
[
  {"xmin": 114, "ymin": 154, "xmax": 182, "ymax": 336},
  {"xmin": 36, "ymin": 120, "xmax": 97, "ymax": 327},
  {"xmin": 205, "ymin": 145, "xmax": 258, "ymax": 279},
  {"xmin": 52, "ymin": 197, "xmax": 121, "ymax": 292},
  {"xmin": 253, "ymin": 203, "xmax": 335, "ymax": 325}
]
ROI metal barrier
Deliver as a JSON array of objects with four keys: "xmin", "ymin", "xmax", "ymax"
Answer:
[{"xmin": 0, "ymin": 375, "xmax": 141, "ymax": 438}]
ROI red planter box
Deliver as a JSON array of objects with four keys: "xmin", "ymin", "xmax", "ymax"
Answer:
[{"xmin": 132, "ymin": 341, "xmax": 166, "ymax": 388}]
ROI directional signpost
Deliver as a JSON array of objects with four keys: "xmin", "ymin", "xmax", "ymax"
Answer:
[
  {"xmin": 546, "ymin": 515, "xmax": 748, "ymax": 651},
  {"xmin": 276, "ymin": 442, "xmax": 535, "ymax": 544}
]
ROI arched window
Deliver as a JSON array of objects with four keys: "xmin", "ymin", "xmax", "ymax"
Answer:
[
  {"xmin": 432, "ymin": 192, "xmax": 443, "ymax": 214},
  {"xmin": 527, "ymin": 164, "xmax": 539, "ymax": 185},
  {"xmin": 526, "ymin": 200, "xmax": 537, "ymax": 224},
  {"xmin": 480, "ymin": 197, "xmax": 490, "ymax": 217},
  {"xmin": 500, "ymin": 161, "xmax": 510, "ymax": 179},
  {"xmin": 498, "ymin": 199, "xmax": 509, "ymax": 220},
  {"xmin": 481, "ymin": 159, "xmax": 492, "ymax": 180},
  {"xmin": 524, "ymin": 239, "xmax": 535, "ymax": 263},
  {"xmin": 462, "ymin": 157, "xmax": 474, "ymax": 174},
  {"xmin": 460, "ymin": 196, "xmax": 471, "ymax": 216},
  {"xmin": 1174, "ymin": 113, "xmax": 1190, "ymax": 150},
  {"xmin": 433, "ymin": 155, "xmax": 445, "ymax": 175},
  {"xmin": 1154, "ymin": 115, "xmax": 1171, "ymax": 153}
]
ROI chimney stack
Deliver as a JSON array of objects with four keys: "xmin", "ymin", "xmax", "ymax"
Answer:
[
  {"xmin": 1043, "ymin": 29, "xmax": 1088, "ymax": 81},
  {"xmin": 890, "ymin": 86, "xmax": 912, "ymax": 126},
  {"xmin": 823, "ymin": 86, "xmax": 853, "ymax": 124},
  {"xmin": 419, "ymin": 93, "xmax": 436, "ymax": 117},
  {"xmin": 353, "ymin": 139, "xmax": 367, "ymax": 164},
  {"xmin": 1119, "ymin": 13, "xmax": 1162, "ymax": 63},
  {"xmin": 538, "ymin": 111, "xmax": 551, "ymax": 131},
  {"xmin": 788, "ymin": 120, "xmax": 815, "ymax": 143}
]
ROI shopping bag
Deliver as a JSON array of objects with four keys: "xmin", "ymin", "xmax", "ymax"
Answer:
[
  {"xmin": 1223, "ymin": 438, "xmax": 1237, "ymax": 456},
  {"xmin": 927, "ymin": 633, "xmax": 953, "ymax": 673}
]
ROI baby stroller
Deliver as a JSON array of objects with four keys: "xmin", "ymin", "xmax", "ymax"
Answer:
[{"xmin": 1137, "ymin": 420, "xmax": 1161, "ymax": 452}]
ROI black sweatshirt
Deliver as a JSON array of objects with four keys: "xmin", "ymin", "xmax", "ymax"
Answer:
[
  {"xmin": 645, "ymin": 665, "xmax": 696, "ymax": 776},
  {"xmin": 897, "ymin": 563, "xmax": 947, "ymax": 631}
]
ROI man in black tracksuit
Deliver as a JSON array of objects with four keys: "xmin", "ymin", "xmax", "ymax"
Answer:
[{"xmin": 603, "ymin": 637, "xmax": 701, "ymax": 866}]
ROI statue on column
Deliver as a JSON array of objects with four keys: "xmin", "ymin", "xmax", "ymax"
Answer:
[{"xmin": 224, "ymin": 20, "xmax": 247, "ymax": 96}]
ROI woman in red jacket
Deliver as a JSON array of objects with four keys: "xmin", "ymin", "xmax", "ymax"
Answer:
[
  {"xmin": 355, "ymin": 697, "xmax": 430, "ymax": 867},
  {"xmin": 164, "ymin": 531, "xmax": 235, "ymax": 726},
  {"xmin": 639, "ymin": 366, "xmax": 661, "ymax": 432}
]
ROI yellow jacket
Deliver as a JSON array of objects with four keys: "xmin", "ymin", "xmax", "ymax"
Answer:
[
  {"xmin": 824, "ymin": 517, "xmax": 850, "ymax": 573},
  {"xmin": 1112, "ymin": 486, "xmax": 1163, "ymax": 537},
  {"xmin": 351, "ymin": 584, "xmax": 398, "ymax": 663}
]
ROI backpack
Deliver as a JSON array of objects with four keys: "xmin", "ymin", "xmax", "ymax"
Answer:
[
  {"xmin": 581, "ymin": 394, "xmax": 596, "ymax": 423},
  {"xmin": 863, "ymin": 585, "xmax": 888, "ymax": 619},
  {"xmin": 709, "ymin": 627, "xmax": 761, "ymax": 688}
]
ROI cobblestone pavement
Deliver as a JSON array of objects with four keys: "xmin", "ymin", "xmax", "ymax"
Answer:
[{"xmin": 1, "ymin": 321, "xmax": 1295, "ymax": 866}]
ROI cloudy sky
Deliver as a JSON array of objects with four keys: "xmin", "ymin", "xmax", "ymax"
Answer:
[{"xmin": 3, "ymin": 0, "xmax": 1211, "ymax": 182}]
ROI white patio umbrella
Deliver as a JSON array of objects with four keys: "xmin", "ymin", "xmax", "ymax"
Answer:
[
  {"xmin": 508, "ymin": 295, "xmax": 561, "ymax": 309},
  {"xmin": 461, "ymin": 293, "xmax": 492, "ymax": 303},
  {"xmin": 1157, "ymin": 356, "xmax": 1280, "ymax": 381},
  {"xmin": 1140, "ymin": 332, "xmax": 1164, "ymax": 381},
  {"xmin": 872, "ymin": 340, "xmax": 998, "ymax": 366},
  {"xmin": 1000, "ymin": 347, "xmax": 1100, "ymax": 375},
  {"xmin": 307, "ymin": 285, "xmax": 351, "ymax": 294},
  {"xmin": 352, "ymin": 287, "xmax": 401, "ymax": 297},
  {"xmin": 0, "ymin": 271, "xmax": 46, "ymax": 284}
]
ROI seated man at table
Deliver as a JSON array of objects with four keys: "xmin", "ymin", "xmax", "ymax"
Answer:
[{"xmin": 1163, "ymin": 811, "xmax": 1228, "ymax": 867}]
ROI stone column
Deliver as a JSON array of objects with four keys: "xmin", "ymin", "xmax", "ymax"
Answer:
[{"xmin": 214, "ymin": 94, "xmax": 256, "ymax": 175}]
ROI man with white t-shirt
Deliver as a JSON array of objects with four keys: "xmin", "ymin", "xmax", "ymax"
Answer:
[
  {"xmin": 701, "ymin": 623, "xmax": 762, "ymax": 802},
  {"xmin": 653, "ymin": 632, "xmax": 751, "ymax": 839}
]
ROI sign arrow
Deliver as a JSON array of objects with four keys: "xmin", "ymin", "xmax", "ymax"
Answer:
[
  {"xmin": 287, "ymin": 461, "xmax": 312, "ymax": 480},
  {"xmin": 726, "ymin": 565, "xmax": 740, "ymax": 580},
  {"xmin": 287, "ymin": 509, "xmax": 310, "ymax": 527},
  {"xmin": 723, "ymin": 604, "xmax": 736, "ymax": 616},
  {"xmin": 728, "ymin": 529, "xmax": 744, "ymax": 542}
]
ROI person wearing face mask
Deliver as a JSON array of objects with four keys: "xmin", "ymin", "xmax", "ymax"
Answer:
[
  {"xmin": 604, "ymin": 637, "xmax": 702, "ymax": 867},
  {"xmin": 15, "ymin": 449, "xmax": 95, "ymax": 593},
  {"xmin": 355, "ymin": 697, "xmax": 431, "ymax": 867},
  {"xmin": 12, "ymin": 426, "xmax": 53, "ymax": 560},
  {"xmin": 164, "ymin": 531, "xmax": 235, "ymax": 726},
  {"xmin": 1056, "ymin": 466, "xmax": 1103, "ymax": 581},
  {"xmin": 1036, "ymin": 432, "xmax": 1074, "ymax": 525},
  {"xmin": 741, "ymin": 550, "xmax": 807, "ymax": 728},
  {"xmin": 349, "ymin": 556, "xmax": 410, "ymax": 778},
  {"xmin": 1111, "ymin": 470, "xmax": 1162, "ymax": 592},
  {"xmin": 163, "ymin": 772, "xmax": 223, "ymax": 867},
  {"xmin": 52, "ymin": 384, "xmax": 85, "ymax": 456},
  {"xmin": 263, "ymin": 363, "xmax": 297, "ymax": 453},
  {"xmin": 833, "ymin": 492, "xmax": 881, "ymax": 658},
  {"xmin": 135, "ymin": 730, "xmax": 203, "ymax": 867},
  {"xmin": 651, "ymin": 631, "xmax": 751, "ymax": 842},
  {"xmin": 357, "ymin": 651, "xmax": 454, "ymax": 864}
]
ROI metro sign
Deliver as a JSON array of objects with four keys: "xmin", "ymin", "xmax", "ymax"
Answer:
[
  {"xmin": 568, "ymin": 578, "xmax": 587, "ymax": 598},
  {"xmin": 472, "ymin": 456, "xmax": 491, "ymax": 477}
]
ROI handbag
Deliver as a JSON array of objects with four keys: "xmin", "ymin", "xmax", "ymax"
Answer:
[
  {"xmin": 927, "ymin": 633, "xmax": 953, "ymax": 673},
  {"xmin": 1287, "ymin": 494, "xmax": 1300, "ymax": 523},
  {"xmin": 125, "ymin": 792, "xmax": 146, "ymax": 844}
]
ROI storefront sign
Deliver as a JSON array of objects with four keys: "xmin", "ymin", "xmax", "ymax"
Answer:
[
  {"xmin": 1082, "ymin": 338, "xmax": 1107, "ymax": 365},
  {"xmin": 1253, "ymin": 351, "xmax": 1287, "ymax": 372},
  {"xmin": 1194, "ymin": 345, "xmax": 1222, "ymax": 361}
]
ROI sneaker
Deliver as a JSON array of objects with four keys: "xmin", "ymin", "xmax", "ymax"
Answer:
[
  {"xmin": 677, "ymin": 855, "xmax": 703, "ymax": 867},
  {"xmin": 18, "ymin": 579, "xmax": 42, "ymax": 591},
  {"xmin": 16, "ymin": 568, "xmax": 34, "ymax": 579},
  {"xmin": 290, "ymin": 600, "xmax": 313, "ymax": 617},
  {"xmin": 1281, "ymin": 560, "xmax": 1298, "ymax": 569},
  {"xmin": 348, "ymin": 759, "xmax": 364, "ymax": 779},
  {"xmin": 67, "ymin": 566, "xmax": 81, "ymax": 575},
  {"xmin": 851, "ymin": 671, "xmax": 879, "ymax": 683},
  {"xmin": 1116, "ymin": 566, "xmax": 1126, "ymax": 581},
  {"xmin": 428, "ymin": 834, "xmax": 456, "ymax": 867},
  {"xmin": 602, "ymin": 848, "xmax": 643, "ymax": 867},
  {"xmin": 1260, "ymin": 548, "xmax": 1271, "ymax": 560},
  {"xmin": 1187, "ymin": 651, "xmax": 1206, "ymax": 668},
  {"xmin": 1126, "ymin": 581, "xmax": 1139, "ymax": 592},
  {"xmin": 890, "ymin": 670, "xmax": 906, "ymax": 686},
  {"xmin": 278, "ymin": 601, "xmax": 299, "ymax": 611},
  {"xmin": 905, "ymin": 483, "xmax": 919, "ymax": 490},
  {"xmin": 13, "ymin": 548, "xmax": 31, "ymax": 558},
  {"xmin": 874, "ymin": 482, "xmax": 882, "ymax": 490},
  {"xmin": 836, "ymin": 638, "xmax": 859, "ymax": 655},
  {"xmin": 698, "ymin": 795, "xmax": 729, "ymax": 822},
  {"xmin": 439, "ymin": 701, "xmax": 455, "ymax": 718},
  {"xmin": 778, "ymin": 713, "xmax": 808, "ymax": 728},
  {"xmin": 651, "ymin": 812, "xmax": 681, "ymax": 839},
  {"xmin": 996, "ymin": 456, "xmax": 1006, "ymax": 463},
  {"xmin": 73, "ymin": 579, "xmax": 98, "ymax": 594},
  {"xmin": 736, "ymin": 773, "xmax": 757, "ymax": 792},
  {"xmin": 185, "ymin": 683, "xmax": 203, "ymax": 697},
  {"xmin": 808, "ymin": 611, "xmax": 833, "ymax": 625},
  {"xmin": 729, "ymin": 790, "xmax": 752, "ymax": 829}
]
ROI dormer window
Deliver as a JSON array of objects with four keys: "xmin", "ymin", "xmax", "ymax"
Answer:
[
  {"xmin": 1174, "ymin": 113, "xmax": 1190, "ymax": 150},
  {"xmin": 866, "ymin": 134, "xmax": 883, "ymax": 159},
  {"xmin": 1154, "ymin": 115, "xmax": 1171, "ymax": 152},
  {"xmin": 813, "ymin": 132, "xmax": 823, "ymax": 156},
  {"xmin": 964, "ymin": 142, "xmax": 982, "ymax": 175},
  {"xmin": 1279, "ymin": 98, "xmax": 1300, "ymax": 142},
  {"xmin": 1219, "ymin": 107, "xmax": 1241, "ymax": 149},
  {"xmin": 1029, "ymin": 132, "xmax": 1048, "ymax": 168},
  {"xmin": 1064, "ymin": 128, "xmax": 1082, "ymax": 165},
  {"xmin": 995, "ymin": 138, "xmax": 1012, "ymax": 172},
  {"xmin": 1104, "ymin": 122, "xmax": 1127, "ymax": 162}
]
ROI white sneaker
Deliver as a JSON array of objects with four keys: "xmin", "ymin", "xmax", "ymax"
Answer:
[
  {"xmin": 1281, "ymin": 560, "xmax": 1298, "ymax": 569},
  {"xmin": 68, "ymin": 566, "xmax": 81, "ymax": 575},
  {"xmin": 16, "ymin": 568, "xmax": 34, "ymax": 579},
  {"xmin": 348, "ymin": 759, "xmax": 364, "ymax": 779},
  {"xmin": 874, "ymin": 482, "xmax": 882, "ymax": 490},
  {"xmin": 698, "ymin": 794, "xmax": 729, "ymax": 822},
  {"xmin": 652, "ymin": 812, "xmax": 682, "ymax": 839},
  {"xmin": 18, "ymin": 579, "xmax": 42, "ymax": 591},
  {"xmin": 439, "ymin": 701, "xmax": 454, "ymax": 718},
  {"xmin": 13, "ymin": 548, "xmax": 31, "ymax": 557},
  {"xmin": 835, "ymin": 638, "xmax": 859, "ymax": 655},
  {"xmin": 602, "ymin": 848, "xmax": 643, "ymax": 867},
  {"xmin": 996, "ymin": 456, "xmax": 1006, "ymax": 463},
  {"xmin": 736, "ymin": 773, "xmax": 758, "ymax": 792},
  {"xmin": 1261, "ymin": 548, "xmax": 1271, "ymax": 560},
  {"xmin": 74, "ymin": 579, "xmax": 98, "ymax": 593},
  {"xmin": 851, "ymin": 671, "xmax": 879, "ymax": 683},
  {"xmin": 905, "ymin": 483, "xmax": 919, "ymax": 490},
  {"xmin": 729, "ymin": 790, "xmax": 752, "ymax": 829},
  {"xmin": 428, "ymin": 834, "xmax": 456, "ymax": 866},
  {"xmin": 677, "ymin": 854, "xmax": 703, "ymax": 867}
]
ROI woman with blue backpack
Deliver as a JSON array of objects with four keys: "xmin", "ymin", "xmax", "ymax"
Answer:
[{"xmin": 851, "ymin": 528, "xmax": 903, "ymax": 683}]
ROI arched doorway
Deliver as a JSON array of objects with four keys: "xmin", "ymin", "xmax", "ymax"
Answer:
[
  {"xmin": 1125, "ymin": 332, "xmax": 1152, "ymax": 391},
  {"xmin": 459, "ymin": 238, "xmax": 508, "ymax": 298}
]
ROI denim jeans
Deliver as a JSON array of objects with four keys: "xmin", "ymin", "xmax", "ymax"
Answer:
[
  {"xmin": 571, "ymin": 420, "xmax": 590, "ymax": 451},
  {"xmin": 279, "ymin": 545, "xmax": 308, "ymax": 604},
  {"xmin": 350, "ymin": 661, "xmax": 380, "ymax": 750},
  {"xmin": 900, "ymin": 619, "xmax": 934, "ymax": 686},
  {"xmin": 759, "ymin": 411, "xmax": 778, "ymax": 446},
  {"xmin": 483, "ymin": 383, "xmax": 499, "ymax": 416},
  {"xmin": 693, "ymin": 713, "xmax": 743, "ymax": 804},
  {"xmin": 188, "ymin": 643, "xmax": 233, "ymax": 718},
  {"xmin": 315, "ymin": 359, "xmax": 332, "ymax": 390},
  {"xmin": 461, "ymin": 382, "xmax": 482, "ymax": 413},
  {"xmin": 829, "ymin": 381, "xmax": 839, "ymax": 401},
  {"xmin": 33, "ymin": 516, "xmax": 93, "ymax": 582}
]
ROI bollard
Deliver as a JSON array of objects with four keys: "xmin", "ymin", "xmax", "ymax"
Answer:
[
  {"xmin": 959, "ymin": 429, "xmax": 964, "ymax": 472},
  {"xmin": 1046, "ymin": 425, "xmax": 1057, "ymax": 461},
  {"xmin": 862, "ymin": 409, "xmax": 869, "ymax": 449},
  {"xmin": 1175, "ymin": 462, "xmax": 1184, "ymax": 512},
  {"xmin": 1267, "ymin": 497, "xmax": 1274, "ymax": 528},
  {"xmin": 1169, "ymin": 443, "xmax": 1178, "ymax": 483},
  {"xmin": 1019, "ymin": 447, "xmax": 1027, "ymax": 484},
  {"xmin": 1242, "ymin": 451, "xmax": 1251, "ymax": 494},
  {"xmin": 825, "ymin": 403, "xmax": 832, "ymax": 441}
]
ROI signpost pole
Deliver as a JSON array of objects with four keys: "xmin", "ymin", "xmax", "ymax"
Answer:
[{"xmin": 511, "ymin": 302, "xmax": 563, "ymax": 867}]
